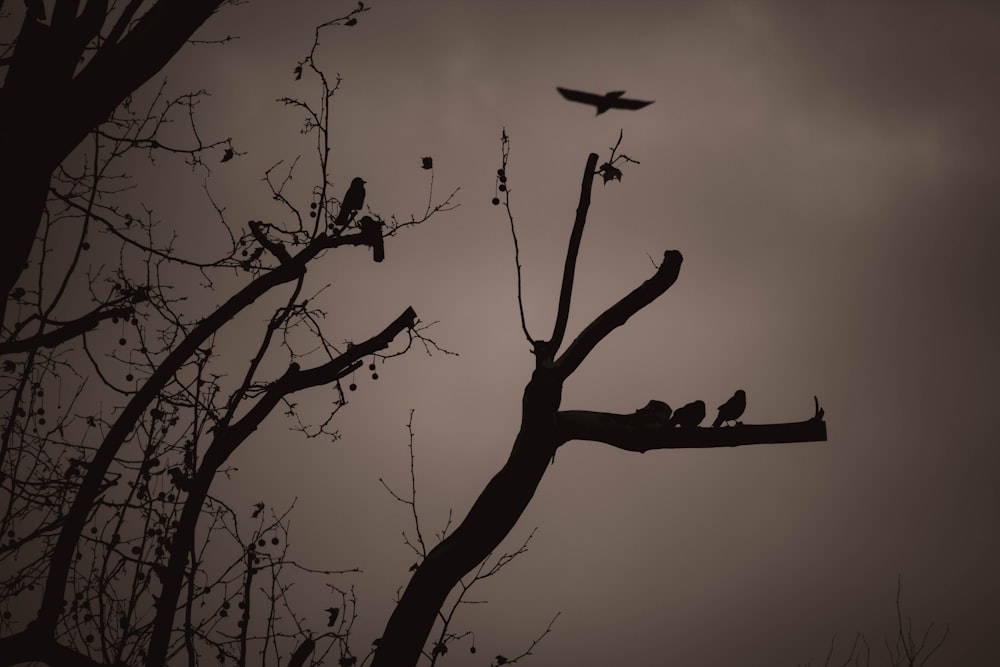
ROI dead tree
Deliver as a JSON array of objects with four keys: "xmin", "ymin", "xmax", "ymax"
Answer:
[{"xmin": 372, "ymin": 150, "xmax": 828, "ymax": 666}]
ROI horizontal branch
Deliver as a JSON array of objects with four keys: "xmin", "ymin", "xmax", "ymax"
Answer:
[
  {"xmin": 0, "ymin": 625, "xmax": 107, "ymax": 667},
  {"xmin": 555, "ymin": 404, "xmax": 827, "ymax": 452}
]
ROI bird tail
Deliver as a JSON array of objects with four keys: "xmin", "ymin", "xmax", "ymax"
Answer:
[{"xmin": 711, "ymin": 415, "xmax": 723, "ymax": 428}]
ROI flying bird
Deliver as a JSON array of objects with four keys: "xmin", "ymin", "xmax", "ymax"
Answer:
[
  {"xmin": 712, "ymin": 390, "xmax": 746, "ymax": 427},
  {"xmin": 334, "ymin": 177, "xmax": 366, "ymax": 226},
  {"xmin": 556, "ymin": 87, "xmax": 654, "ymax": 115},
  {"xmin": 670, "ymin": 400, "xmax": 706, "ymax": 428}
]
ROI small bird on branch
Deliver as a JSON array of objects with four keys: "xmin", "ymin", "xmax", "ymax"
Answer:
[
  {"xmin": 712, "ymin": 390, "xmax": 746, "ymax": 427},
  {"xmin": 556, "ymin": 87, "xmax": 654, "ymax": 115},
  {"xmin": 634, "ymin": 400, "xmax": 672, "ymax": 426},
  {"xmin": 334, "ymin": 177, "xmax": 366, "ymax": 226},
  {"xmin": 358, "ymin": 215, "xmax": 385, "ymax": 262},
  {"xmin": 670, "ymin": 400, "xmax": 705, "ymax": 428}
]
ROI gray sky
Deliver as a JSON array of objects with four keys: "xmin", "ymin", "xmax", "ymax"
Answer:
[{"xmin": 138, "ymin": 1, "xmax": 1000, "ymax": 664}]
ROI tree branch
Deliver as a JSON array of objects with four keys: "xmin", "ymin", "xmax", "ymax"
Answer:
[
  {"xmin": 248, "ymin": 219, "xmax": 291, "ymax": 264},
  {"xmin": 554, "ymin": 400, "xmax": 828, "ymax": 453},
  {"xmin": 552, "ymin": 250, "xmax": 682, "ymax": 380},
  {"xmin": 288, "ymin": 637, "xmax": 316, "ymax": 667},
  {"xmin": 66, "ymin": 1, "xmax": 228, "ymax": 154},
  {"xmin": 26, "ymin": 229, "xmax": 356, "ymax": 641},
  {"xmin": 0, "ymin": 305, "xmax": 133, "ymax": 355},
  {"xmin": 146, "ymin": 306, "xmax": 418, "ymax": 667},
  {"xmin": 373, "ymin": 370, "xmax": 561, "ymax": 667},
  {"xmin": 0, "ymin": 624, "xmax": 109, "ymax": 667},
  {"xmin": 0, "ymin": 0, "xmax": 229, "ymax": 344},
  {"xmin": 547, "ymin": 153, "xmax": 599, "ymax": 357}
]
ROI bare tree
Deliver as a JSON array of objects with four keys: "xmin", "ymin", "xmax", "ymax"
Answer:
[
  {"xmin": 369, "ymin": 133, "xmax": 827, "ymax": 665},
  {"xmin": 0, "ymin": 0, "xmax": 238, "ymax": 326},
  {"xmin": 800, "ymin": 576, "xmax": 949, "ymax": 667},
  {"xmin": 0, "ymin": 3, "xmax": 455, "ymax": 667},
  {"xmin": 2, "ymin": 3, "xmax": 828, "ymax": 667}
]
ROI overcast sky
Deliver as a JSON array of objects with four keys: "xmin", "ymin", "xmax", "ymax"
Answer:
[{"xmin": 123, "ymin": 1, "xmax": 1000, "ymax": 664}]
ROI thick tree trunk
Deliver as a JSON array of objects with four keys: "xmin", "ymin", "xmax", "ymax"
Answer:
[
  {"xmin": 0, "ymin": 14, "xmax": 68, "ymax": 324},
  {"xmin": 372, "ymin": 369, "xmax": 563, "ymax": 667},
  {"xmin": 0, "ymin": 1, "xmax": 228, "ymax": 323},
  {"xmin": 0, "ymin": 153, "xmax": 53, "ymax": 324}
]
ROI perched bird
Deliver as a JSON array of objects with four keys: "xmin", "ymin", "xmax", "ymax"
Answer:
[
  {"xmin": 556, "ymin": 87, "xmax": 654, "ymax": 115},
  {"xmin": 712, "ymin": 390, "xmax": 746, "ymax": 427},
  {"xmin": 634, "ymin": 400, "xmax": 672, "ymax": 426},
  {"xmin": 635, "ymin": 401, "xmax": 671, "ymax": 428},
  {"xmin": 358, "ymin": 215, "xmax": 385, "ymax": 262},
  {"xmin": 670, "ymin": 400, "xmax": 706, "ymax": 428},
  {"xmin": 334, "ymin": 177, "xmax": 366, "ymax": 226}
]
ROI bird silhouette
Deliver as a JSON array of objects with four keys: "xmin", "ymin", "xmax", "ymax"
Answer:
[
  {"xmin": 634, "ymin": 400, "xmax": 672, "ymax": 425},
  {"xmin": 712, "ymin": 390, "xmax": 746, "ymax": 427},
  {"xmin": 556, "ymin": 87, "xmax": 654, "ymax": 115},
  {"xmin": 670, "ymin": 400, "xmax": 706, "ymax": 428},
  {"xmin": 358, "ymin": 215, "xmax": 385, "ymax": 262},
  {"xmin": 334, "ymin": 177, "xmax": 366, "ymax": 226}
]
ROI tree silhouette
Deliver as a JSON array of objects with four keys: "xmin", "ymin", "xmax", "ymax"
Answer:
[
  {"xmin": 0, "ymin": 0, "xmax": 233, "ymax": 327},
  {"xmin": 798, "ymin": 576, "xmax": 949, "ymax": 667},
  {"xmin": 369, "ymin": 129, "xmax": 827, "ymax": 666},
  {"xmin": 0, "ymin": 4, "xmax": 455, "ymax": 666},
  {"xmin": 1, "ymin": 4, "xmax": 830, "ymax": 667}
]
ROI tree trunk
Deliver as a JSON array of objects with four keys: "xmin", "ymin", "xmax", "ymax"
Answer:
[{"xmin": 372, "ymin": 369, "xmax": 562, "ymax": 666}]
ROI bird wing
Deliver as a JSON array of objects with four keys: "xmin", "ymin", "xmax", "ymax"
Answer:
[
  {"xmin": 610, "ymin": 96, "xmax": 654, "ymax": 110},
  {"xmin": 557, "ymin": 87, "xmax": 606, "ymax": 106}
]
